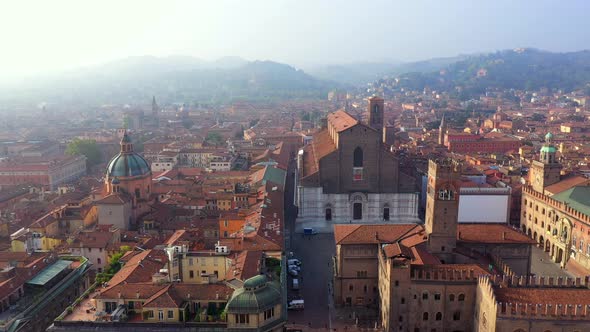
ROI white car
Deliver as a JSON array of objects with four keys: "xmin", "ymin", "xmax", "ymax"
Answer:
[
  {"xmin": 288, "ymin": 259, "xmax": 302, "ymax": 266},
  {"xmin": 288, "ymin": 264, "xmax": 301, "ymax": 271},
  {"xmin": 288, "ymin": 268, "xmax": 299, "ymax": 277}
]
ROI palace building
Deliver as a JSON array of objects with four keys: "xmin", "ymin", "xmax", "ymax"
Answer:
[
  {"xmin": 521, "ymin": 132, "xmax": 590, "ymax": 272},
  {"xmin": 332, "ymin": 156, "xmax": 590, "ymax": 331},
  {"xmin": 296, "ymin": 97, "xmax": 419, "ymax": 224}
]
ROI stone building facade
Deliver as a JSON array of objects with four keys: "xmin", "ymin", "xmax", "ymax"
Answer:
[
  {"xmin": 333, "ymin": 157, "xmax": 545, "ymax": 331},
  {"xmin": 521, "ymin": 132, "xmax": 590, "ymax": 271},
  {"xmin": 297, "ymin": 97, "xmax": 418, "ymax": 223}
]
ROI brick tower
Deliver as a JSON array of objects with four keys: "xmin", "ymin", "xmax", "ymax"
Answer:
[
  {"xmin": 367, "ymin": 96, "xmax": 384, "ymax": 136},
  {"xmin": 425, "ymin": 158, "xmax": 462, "ymax": 263}
]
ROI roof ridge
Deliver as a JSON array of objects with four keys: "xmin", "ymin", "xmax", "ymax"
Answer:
[{"xmin": 338, "ymin": 224, "xmax": 363, "ymax": 243}]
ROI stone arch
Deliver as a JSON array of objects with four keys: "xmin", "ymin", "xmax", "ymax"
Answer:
[
  {"xmin": 559, "ymin": 217, "xmax": 573, "ymax": 244},
  {"xmin": 533, "ymin": 231, "xmax": 538, "ymax": 241},
  {"xmin": 350, "ymin": 193, "xmax": 367, "ymax": 221},
  {"xmin": 527, "ymin": 228, "xmax": 532, "ymax": 237}
]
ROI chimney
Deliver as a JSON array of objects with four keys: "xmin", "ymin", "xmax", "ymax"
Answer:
[
  {"xmin": 502, "ymin": 232, "xmax": 507, "ymax": 240},
  {"xmin": 136, "ymin": 291, "xmax": 140, "ymax": 299}
]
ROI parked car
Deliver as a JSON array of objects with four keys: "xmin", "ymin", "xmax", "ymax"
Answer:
[
  {"xmin": 288, "ymin": 259, "xmax": 302, "ymax": 266},
  {"xmin": 288, "ymin": 268, "xmax": 299, "ymax": 277},
  {"xmin": 288, "ymin": 264, "xmax": 301, "ymax": 271},
  {"xmin": 292, "ymin": 278, "xmax": 300, "ymax": 290},
  {"xmin": 288, "ymin": 299, "xmax": 304, "ymax": 310},
  {"xmin": 303, "ymin": 228, "xmax": 318, "ymax": 235}
]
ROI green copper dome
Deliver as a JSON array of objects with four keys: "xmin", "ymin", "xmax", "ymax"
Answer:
[
  {"xmin": 106, "ymin": 132, "xmax": 150, "ymax": 178},
  {"xmin": 545, "ymin": 132, "xmax": 554, "ymax": 140},
  {"xmin": 107, "ymin": 153, "xmax": 150, "ymax": 177},
  {"xmin": 226, "ymin": 275, "xmax": 281, "ymax": 313},
  {"xmin": 540, "ymin": 145, "xmax": 557, "ymax": 153}
]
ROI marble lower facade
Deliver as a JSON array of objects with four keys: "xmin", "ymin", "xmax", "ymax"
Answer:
[{"xmin": 297, "ymin": 186, "xmax": 419, "ymax": 224}]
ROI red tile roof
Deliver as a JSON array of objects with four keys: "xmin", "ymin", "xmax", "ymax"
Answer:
[
  {"xmin": 494, "ymin": 287, "xmax": 590, "ymax": 306},
  {"xmin": 334, "ymin": 224, "xmax": 421, "ymax": 245},
  {"xmin": 457, "ymin": 224, "xmax": 536, "ymax": 244},
  {"xmin": 143, "ymin": 284, "xmax": 183, "ymax": 308},
  {"xmin": 327, "ymin": 110, "xmax": 358, "ymax": 132},
  {"xmin": 301, "ymin": 129, "xmax": 336, "ymax": 180},
  {"xmin": 544, "ymin": 175, "xmax": 590, "ymax": 196}
]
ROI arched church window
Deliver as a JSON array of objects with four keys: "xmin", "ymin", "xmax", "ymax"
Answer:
[
  {"xmin": 374, "ymin": 104, "xmax": 379, "ymax": 113},
  {"xmin": 353, "ymin": 147, "xmax": 363, "ymax": 167}
]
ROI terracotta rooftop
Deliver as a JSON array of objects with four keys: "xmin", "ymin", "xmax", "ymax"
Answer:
[
  {"xmin": 334, "ymin": 224, "xmax": 421, "ymax": 245},
  {"xmin": 301, "ymin": 129, "xmax": 336, "ymax": 180},
  {"xmin": 100, "ymin": 249, "xmax": 167, "ymax": 293},
  {"xmin": 143, "ymin": 284, "xmax": 183, "ymax": 308},
  {"xmin": 96, "ymin": 193, "xmax": 131, "ymax": 205},
  {"xmin": 544, "ymin": 175, "xmax": 590, "ymax": 196},
  {"xmin": 494, "ymin": 287, "xmax": 590, "ymax": 306},
  {"xmin": 383, "ymin": 242, "xmax": 413, "ymax": 258},
  {"xmin": 71, "ymin": 230, "xmax": 115, "ymax": 249},
  {"xmin": 327, "ymin": 110, "xmax": 358, "ymax": 133},
  {"xmin": 457, "ymin": 224, "xmax": 536, "ymax": 244}
]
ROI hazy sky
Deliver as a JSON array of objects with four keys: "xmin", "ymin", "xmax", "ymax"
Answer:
[{"xmin": 1, "ymin": 0, "xmax": 589, "ymax": 79}]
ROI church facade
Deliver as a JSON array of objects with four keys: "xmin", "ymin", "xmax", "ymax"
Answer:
[
  {"xmin": 296, "ymin": 97, "xmax": 419, "ymax": 223},
  {"xmin": 96, "ymin": 131, "xmax": 152, "ymax": 230}
]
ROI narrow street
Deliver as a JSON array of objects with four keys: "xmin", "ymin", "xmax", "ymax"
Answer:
[{"xmin": 284, "ymin": 157, "xmax": 336, "ymax": 329}]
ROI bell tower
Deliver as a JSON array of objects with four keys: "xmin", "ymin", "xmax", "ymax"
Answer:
[
  {"xmin": 367, "ymin": 96, "xmax": 384, "ymax": 136},
  {"xmin": 438, "ymin": 113, "xmax": 446, "ymax": 146},
  {"xmin": 529, "ymin": 132, "xmax": 562, "ymax": 193},
  {"xmin": 425, "ymin": 158, "xmax": 462, "ymax": 263}
]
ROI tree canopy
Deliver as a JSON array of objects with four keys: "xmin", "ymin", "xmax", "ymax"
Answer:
[
  {"xmin": 206, "ymin": 132, "xmax": 224, "ymax": 147},
  {"xmin": 66, "ymin": 138, "xmax": 102, "ymax": 167}
]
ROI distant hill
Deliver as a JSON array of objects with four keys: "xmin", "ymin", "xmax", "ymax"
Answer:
[
  {"xmin": 307, "ymin": 62, "xmax": 401, "ymax": 86},
  {"xmin": 375, "ymin": 49, "xmax": 590, "ymax": 97},
  {"xmin": 307, "ymin": 56, "xmax": 469, "ymax": 86},
  {"xmin": 1, "ymin": 57, "xmax": 337, "ymax": 105}
]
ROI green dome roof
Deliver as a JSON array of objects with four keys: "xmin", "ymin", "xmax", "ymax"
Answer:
[
  {"xmin": 545, "ymin": 132, "xmax": 554, "ymax": 140},
  {"xmin": 226, "ymin": 275, "xmax": 281, "ymax": 313},
  {"xmin": 106, "ymin": 132, "xmax": 150, "ymax": 178},
  {"xmin": 540, "ymin": 145, "xmax": 557, "ymax": 153},
  {"xmin": 107, "ymin": 153, "xmax": 150, "ymax": 177}
]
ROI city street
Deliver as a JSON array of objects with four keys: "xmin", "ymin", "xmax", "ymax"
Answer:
[{"xmin": 286, "ymin": 233, "xmax": 335, "ymax": 329}]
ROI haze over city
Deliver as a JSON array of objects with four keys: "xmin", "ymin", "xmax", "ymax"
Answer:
[
  {"xmin": 1, "ymin": 0, "xmax": 590, "ymax": 80},
  {"xmin": 2, "ymin": 2, "xmax": 590, "ymax": 332}
]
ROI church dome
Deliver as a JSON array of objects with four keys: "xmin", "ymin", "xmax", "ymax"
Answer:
[
  {"xmin": 540, "ymin": 145, "xmax": 557, "ymax": 153},
  {"xmin": 545, "ymin": 132, "xmax": 554, "ymax": 141},
  {"xmin": 106, "ymin": 132, "xmax": 150, "ymax": 178},
  {"xmin": 226, "ymin": 275, "xmax": 281, "ymax": 313}
]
